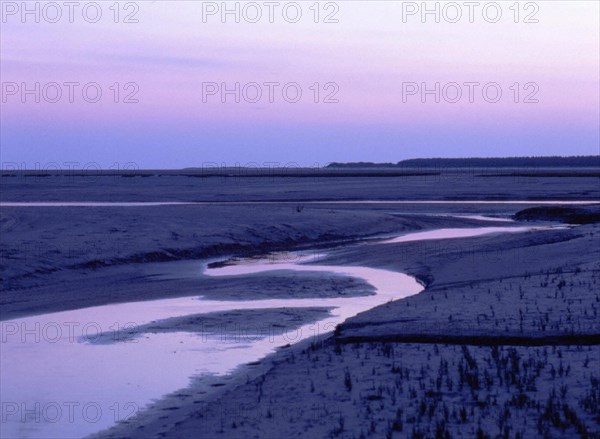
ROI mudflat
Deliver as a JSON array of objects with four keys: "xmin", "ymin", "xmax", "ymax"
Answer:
[{"xmin": 1, "ymin": 169, "xmax": 599, "ymax": 438}]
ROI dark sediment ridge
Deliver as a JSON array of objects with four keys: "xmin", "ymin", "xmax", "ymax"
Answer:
[{"xmin": 513, "ymin": 204, "xmax": 600, "ymax": 224}]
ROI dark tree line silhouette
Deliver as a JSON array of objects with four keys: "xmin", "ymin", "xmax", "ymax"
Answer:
[{"xmin": 327, "ymin": 156, "xmax": 600, "ymax": 168}]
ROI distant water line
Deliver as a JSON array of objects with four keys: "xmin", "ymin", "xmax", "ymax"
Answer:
[{"xmin": 1, "ymin": 200, "xmax": 598, "ymax": 207}]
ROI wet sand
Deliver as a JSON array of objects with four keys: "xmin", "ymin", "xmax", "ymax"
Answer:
[
  {"xmin": 91, "ymin": 223, "xmax": 600, "ymax": 439},
  {"xmin": 1, "ymin": 171, "xmax": 599, "ymax": 439}
]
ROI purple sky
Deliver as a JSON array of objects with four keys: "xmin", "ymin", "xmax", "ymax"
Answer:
[{"xmin": 1, "ymin": 1, "xmax": 599, "ymax": 168}]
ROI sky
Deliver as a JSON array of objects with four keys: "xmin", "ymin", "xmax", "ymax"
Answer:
[{"xmin": 1, "ymin": 1, "xmax": 599, "ymax": 169}]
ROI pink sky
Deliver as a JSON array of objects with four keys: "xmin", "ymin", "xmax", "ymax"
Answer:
[{"xmin": 1, "ymin": 1, "xmax": 598, "ymax": 167}]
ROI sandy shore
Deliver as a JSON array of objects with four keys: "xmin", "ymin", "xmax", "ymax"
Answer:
[
  {"xmin": 1, "ymin": 209, "xmax": 509, "ymax": 320},
  {"xmin": 89, "ymin": 222, "xmax": 599, "ymax": 439},
  {"xmin": 2, "ymin": 173, "xmax": 599, "ymax": 438}
]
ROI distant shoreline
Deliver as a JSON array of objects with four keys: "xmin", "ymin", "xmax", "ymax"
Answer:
[
  {"xmin": 2, "ymin": 167, "xmax": 599, "ymax": 178},
  {"xmin": 327, "ymin": 155, "xmax": 600, "ymax": 168}
]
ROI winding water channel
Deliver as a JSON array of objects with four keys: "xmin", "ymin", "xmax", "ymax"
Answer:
[{"xmin": 0, "ymin": 225, "xmax": 556, "ymax": 438}]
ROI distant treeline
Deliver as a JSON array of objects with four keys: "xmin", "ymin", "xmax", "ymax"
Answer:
[{"xmin": 327, "ymin": 156, "xmax": 600, "ymax": 168}]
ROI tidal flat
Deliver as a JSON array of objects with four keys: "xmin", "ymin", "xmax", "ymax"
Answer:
[{"xmin": 1, "ymin": 169, "xmax": 599, "ymax": 438}]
